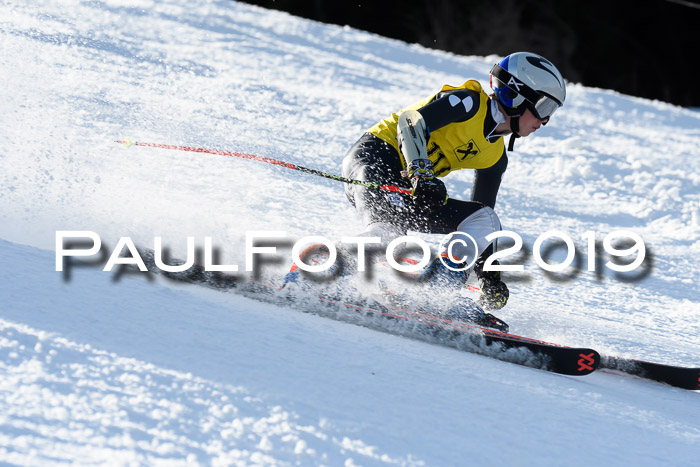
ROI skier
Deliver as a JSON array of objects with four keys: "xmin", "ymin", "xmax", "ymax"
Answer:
[{"xmin": 341, "ymin": 51, "xmax": 567, "ymax": 314}]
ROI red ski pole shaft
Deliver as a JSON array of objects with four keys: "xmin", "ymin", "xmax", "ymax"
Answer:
[{"xmin": 116, "ymin": 139, "xmax": 412, "ymax": 195}]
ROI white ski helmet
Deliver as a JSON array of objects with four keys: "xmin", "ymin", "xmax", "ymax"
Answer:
[{"xmin": 490, "ymin": 52, "xmax": 566, "ymax": 120}]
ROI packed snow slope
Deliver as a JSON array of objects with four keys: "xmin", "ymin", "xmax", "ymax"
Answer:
[{"xmin": 1, "ymin": 0, "xmax": 700, "ymax": 465}]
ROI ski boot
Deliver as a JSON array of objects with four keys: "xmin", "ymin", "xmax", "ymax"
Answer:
[
  {"xmin": 417, "ymin": 253, "xmax": 469, "ymax": 292},
  {"xmin": 372, "ymin": 253, "xmax": 464, "ymax": 308},
  {"xmin": 474, "ymin": 258, "xmax": 509, "ymax": 311},
  {"xmin": 419, "ymin": 254, "xmax": 509, "ymax": 332}
]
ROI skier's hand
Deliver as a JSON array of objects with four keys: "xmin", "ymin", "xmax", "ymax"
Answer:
[{"xmin": 408, "ymin": 159, "xmax": 447, "ymax": 211}]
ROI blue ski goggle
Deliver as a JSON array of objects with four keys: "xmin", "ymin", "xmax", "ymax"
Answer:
[{"xmin": 490, "ymin": 64, "xmax": 562, "ymax": 121}]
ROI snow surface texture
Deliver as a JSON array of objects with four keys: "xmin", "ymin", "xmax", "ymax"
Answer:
[{"xmin": 1, "ymin": 0, "xmax": 699, "ymax": 465}]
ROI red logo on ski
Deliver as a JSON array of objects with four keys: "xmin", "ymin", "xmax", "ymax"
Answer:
[{"xmin": 577, "ymin": 353, "xmax": 596, "ymax": 372}]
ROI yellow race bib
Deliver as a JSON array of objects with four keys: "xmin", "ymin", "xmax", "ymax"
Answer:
[{"xmin": 368, "ymin": 80, "xmax": 505, "ymax": 176}]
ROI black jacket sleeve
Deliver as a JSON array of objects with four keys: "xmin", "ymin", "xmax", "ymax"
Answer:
[
  {"xmin": 417, "ymin": 89, "xmax": 481, "ymax": 132},
  {"xmin": 471, "ymin": 150, "xmax": 508, "ymax": 209}
]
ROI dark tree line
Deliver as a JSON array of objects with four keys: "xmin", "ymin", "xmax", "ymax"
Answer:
[{"xmin": 238, "ymin": 0, "xmax": 699, "ymax": 107}]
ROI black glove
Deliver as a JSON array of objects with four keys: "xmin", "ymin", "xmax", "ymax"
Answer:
[
  {"xmin": 475, "ymin": 258, "xmax": 509, "ymax": 310},
  {"xmin": 408, "ymin": 159, "xmax": 447, "ymax": 211}
]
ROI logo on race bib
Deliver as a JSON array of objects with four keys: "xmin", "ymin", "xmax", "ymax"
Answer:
[{"xmin": 455, "ymin": 140, "xmax": 480, "ymax": 161}]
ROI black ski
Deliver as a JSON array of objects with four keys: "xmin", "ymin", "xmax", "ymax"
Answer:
[{"xmin": 600, "ymin": 356, "xmax": 700, "ymax": 390}]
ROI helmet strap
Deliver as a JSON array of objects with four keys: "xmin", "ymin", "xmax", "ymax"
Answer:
[{"xmin": 508, "ymin": 116, "xmax": 521, "ymax": 151}]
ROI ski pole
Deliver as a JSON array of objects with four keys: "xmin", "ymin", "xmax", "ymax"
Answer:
[{"xmin": 116, "ymin": 139, "xmax": 412, "ymax": 194}]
